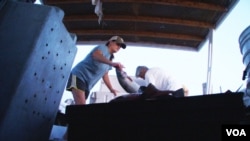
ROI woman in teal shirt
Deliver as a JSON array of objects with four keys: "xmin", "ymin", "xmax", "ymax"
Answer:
[{"xmin": 66, "ymin": 35, "xmax": 126, "ymax": 104}]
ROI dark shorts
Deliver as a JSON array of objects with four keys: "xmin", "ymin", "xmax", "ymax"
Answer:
[{"xmin": 66, "ymin": 74, "xmax": 90, "ymax": 98}]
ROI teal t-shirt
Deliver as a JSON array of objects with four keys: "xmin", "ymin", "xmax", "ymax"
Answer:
[{"xmin": 71, "ymin": 45, "xmax": 112, "ymax": 91}]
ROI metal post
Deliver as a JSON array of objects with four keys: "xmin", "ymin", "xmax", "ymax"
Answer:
[{"xmin": 206, "ymin": 29, "xmax": 213, "ymax": 94}]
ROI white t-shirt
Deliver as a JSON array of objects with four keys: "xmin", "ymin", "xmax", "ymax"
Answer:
[{"xmin": 144, "ymin": 67, "xmax": 182, "ymax": 91}]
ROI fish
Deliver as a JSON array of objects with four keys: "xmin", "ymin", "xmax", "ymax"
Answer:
[{"xmin": 115, "ymin": 67, "xmax": 141, "ymax": 93}]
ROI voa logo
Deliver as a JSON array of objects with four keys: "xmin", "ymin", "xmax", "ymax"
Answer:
[{"xmin": 226, "ymin": 129, "xmax": 247, "ymax": 136}]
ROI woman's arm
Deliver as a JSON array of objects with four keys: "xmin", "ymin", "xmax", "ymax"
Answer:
[
  {"xmin": 102, "ymin": 72, "xmax": 118, "ymax": 96},
  {"xmin": 92, "ymin": 49, "xmax": 124, "ymax": 69}
]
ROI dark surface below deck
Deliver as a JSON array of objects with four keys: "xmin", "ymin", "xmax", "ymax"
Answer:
[{"xmin": 66, "ymin": 92, "xmax": 250, "ymax": 141}]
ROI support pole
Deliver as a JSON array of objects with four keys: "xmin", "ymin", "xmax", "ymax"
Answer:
[{"xmin": 206, "ymin": 29, "xmax": 213, "ymax": 94}]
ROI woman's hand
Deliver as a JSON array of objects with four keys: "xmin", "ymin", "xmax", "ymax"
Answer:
[
  {"xmin": 110, "ymin": 88, "xmax": 119, "ymax": 96},
  {"xmin": 111, "ymin": 62, "xmax": 124, "ymax": 70}
]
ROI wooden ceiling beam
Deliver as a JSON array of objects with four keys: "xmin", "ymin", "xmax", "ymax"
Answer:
[
  {"xmin": 71, "ymin": 29, "xmax": 203, "ymax": 41},
  {"xmin": 64, "ymin": 15, "xmax": 213, "ymax": 28},
  {"xmin": 44, "ymin": 0, "xmax": 226, "ymax": 11}
]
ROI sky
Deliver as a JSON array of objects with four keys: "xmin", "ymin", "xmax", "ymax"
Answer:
[{"xmin": 58, "ymin": 0, "xmax": 250, "ymax": 102}]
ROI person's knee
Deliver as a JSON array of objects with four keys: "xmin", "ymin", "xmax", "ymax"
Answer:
[{"xmin": 72, "ymin": 88, "xmax": 86, "ymax": 104}]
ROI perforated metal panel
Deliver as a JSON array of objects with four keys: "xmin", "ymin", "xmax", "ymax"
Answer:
[{"xmin": 0, "ymin": 1, "xmax": 77, "ymax": 141}]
